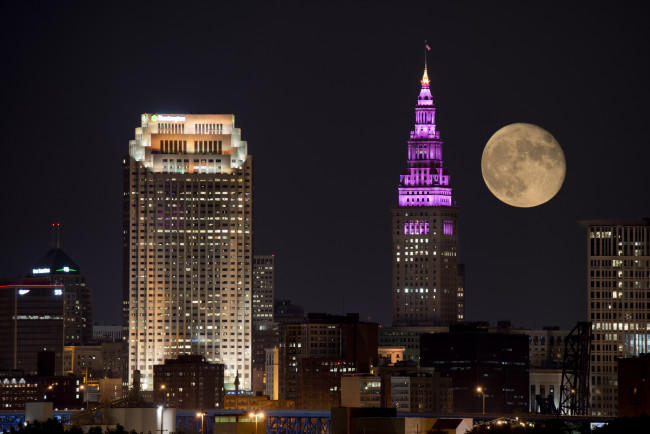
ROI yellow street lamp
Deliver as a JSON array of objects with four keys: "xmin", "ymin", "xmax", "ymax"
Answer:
[
  {"xmin": 80, "ymin": 384, "xmax": 88, "ymax": 410},
  {"xmin": 249, "ymin": 411, "xmax": 264, "ymax": 434},
  {"xmin": 196, "ymin": 410, "xmax": 206, "ymax": 434},
  {"xmin": 476, "ymin": 387, "xmax": 485, "ymax": 415}
]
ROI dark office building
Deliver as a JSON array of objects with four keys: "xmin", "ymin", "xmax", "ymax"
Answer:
[
  {"xmin": 618, "ymin": 354, "xmax": 650, "ymax": 417},
  {"xmin": 274, "ymin": 299, "xmax": 305, "ymax": 323},
  {"xmin": 153, "ymin": 355, "xmax": 225, "ymax": 409},
  {"xmin": 0, "ymin": 280, "xmax": 65, "ymax": 375},
  {"xmin": 278, "ymin": 313, "xmax": 378, "ymax": 409},
  {"xmin": 420, "ymin": 324, "xmax": 529, "ymax": 414},
  {"xmin": 31, "ymin": 245, "xmax": 93, "ymax": 345},
  {"xmin": 252, "ymin": 256, "xmax": 278, "ymax": 395}
]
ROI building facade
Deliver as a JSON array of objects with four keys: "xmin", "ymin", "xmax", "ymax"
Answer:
[
  {"xmin": 0, "ymin": 280, "xmax": 65, "ymax": 375},
  {"xmin": 582, "ymin": 219, "xmax": 650, "ymax": 416},
  {"xmin": 153, "ymin": 354, "xmax": 224, "ymax": 410},
  {"xmin": 31, "ymin": 243, "xmax": 93, "ymax": 346},
  {"xmin": 253, "ymin": 255, "xmax": 275, "ymax": 327},
  {"xmin": 252, "ymin": 255, "xmax": 278, "ymax": 394},
  {"xmin": 420, "ymin": 324, "xmax": 529, "ymax": 414},
  {"xmin": 618, "ymin": 354, "xmax": 650, "ymax": 417},
  {"xmin": 93, "ymin": 324, "xmax": 122, "ymax": 343},
  {"xmin": 340, "ymin": 370, "xmax": 453, "ymax": 414},
  {"xmin": 63, "ymin": 342, "xmax": 122, "ymax": 380},
  {"xmin": 278, "ymin": 313, "xmax": 378, "ymax": 409},
  {"xmin": 0, "ymin": 373, "xmax": 84, "ymax": 410},
  {"xmin": 274, "ymin": 299, "xmax": 305, "ymax": 323},
  {"xmin": 124, "ymin": 113, "xmax": 252, "ymax": 391},
  {"xmin": 379, "ymin": 326, "xmax": 449, "ymax": 364},
  {"xmin": 392, "ymin": 64, "xmax": 463, "ymax": 327}
]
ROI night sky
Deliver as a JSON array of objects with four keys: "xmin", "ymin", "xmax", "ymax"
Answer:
[{"xmin": 1, "ymin": 2, "xmax": 648, "ymax": 330}]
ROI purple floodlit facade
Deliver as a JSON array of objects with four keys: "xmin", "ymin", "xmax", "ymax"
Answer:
[
  {"xmin": 397, "ymin": 69, "xmax": 452, "ymax": 208},
  {"xmin": 392, "ymin": 65, "xmax": 464, "ymax": 327}
]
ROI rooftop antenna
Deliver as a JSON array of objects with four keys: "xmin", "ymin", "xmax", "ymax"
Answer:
[
  {"xmin": 51, "ymin": 222, "xmax": 61, "ymax": 248},
  {"xmin": 422, "ymin": 41, "xmax": 431, "ymax": 86},
  {"xmin": 424, "ymin": 40, "xmax": 429, "ymax": 71}
]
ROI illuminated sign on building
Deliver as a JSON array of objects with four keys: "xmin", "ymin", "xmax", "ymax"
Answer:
[
  {"xmin": 55, "ymin": 267, "xmax": 76, "ymax": 273},
  {"xmin": 151, "ymin": 115, "xmax": 185, "ymax": 122},
  {"xmin": 54, "ymin": 289, "xmax": 63, "ymax": 296},
  {"xmin": 18, "ymin": 289, "xmax": 30, "ymax": 295},
  {"xmin": 32, "ymin": 268, "xmax": 50, "ymax": 274}
]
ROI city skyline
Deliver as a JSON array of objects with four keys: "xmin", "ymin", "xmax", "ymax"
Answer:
[{"xmin": 1, "ymin": 2, "xmax": 649, "ymax": 330}]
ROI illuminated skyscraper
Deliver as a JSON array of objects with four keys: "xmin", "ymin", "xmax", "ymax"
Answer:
[
  {"xmin": 124, "ymin": 114, "xmax": 252, "ymax": 391},
  {"xmin": 582, "ymin": 219, "xmax": 650, "ymax": 416},
  {"xmin": 392, "ymin": 64, "xmax": 463, "ymax": 327}
]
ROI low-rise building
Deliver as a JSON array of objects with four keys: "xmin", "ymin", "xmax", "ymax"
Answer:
[
  {"xmin": 341, "ymin": 363, "xmax": 453, "ymax": 414},
  {"xmin": 0, "ymin": 372, "xmax": 84, "ymax": 410},
  {"xmin": 420, "ymin": 324, "xmax": 529, "ymax": 414},
  {"xmin": 379, "ymin": 327, "xmax": 448, "ymax": 364},
  {"xmin": 529, "ymin": 369, "xmax": 562, "ymax": 414},
  {"xmin": 223, "ymin": 394, "xmax": 294, "ymax": 410},
  {"xmin": 618, "ymin": 353, "xmax": 650, "ymax": 417},
  {"xmin": 153, "ymin": 354, "xmax": 224, "ymax": 409},
  {"xmin": 277, "ymin": 313, "xmax": 378, "ymax": 410},
  {"xmin": 340, "ymin": 375, "xmax": 382, "ymax": 408},
  {"xmin": 378, "ymin": 347, "xmax": 405, "ymax": 366}
]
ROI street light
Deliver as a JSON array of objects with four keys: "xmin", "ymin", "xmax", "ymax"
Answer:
[
  {"xmin": 249, "ymin": 411, "xmax": 264, "ymax": 434},
  {"xmin": 158, "ymin": 405, "xmax": 169, "ymax": 434},
  {"xmin": 477, "ymin": 387, "xmax": 485, "ymax": 415},
  {"xmin": 196, "ymin": 410, "xmax": 206, "ymax": 434},
  {"xmin": 80, "ymin": 385, "xmax": 88, "ymax": 410},
  {"xmin": 159, "ymin": 385, "xmax": 167, "ymax": 407}
]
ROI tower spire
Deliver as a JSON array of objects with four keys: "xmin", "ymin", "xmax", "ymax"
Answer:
[{"xmin": 422, "ymin": 41, "xmax": 431, "ymax": 87}]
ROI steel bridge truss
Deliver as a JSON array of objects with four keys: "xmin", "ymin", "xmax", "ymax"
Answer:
[{"xmin": 267, "ymin": 414, "xmax": 330, "ymax": 434}]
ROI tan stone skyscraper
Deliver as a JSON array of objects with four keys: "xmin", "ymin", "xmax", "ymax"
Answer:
[
  {"xmin": 124, "ymin": 114, "xmax": 252, "ymax": 391},
  {"xmin": 392, "ymin": 64, "xmax": 463, "ymax": 327},
  {"xmin": 583, "ymin": 219, "xmax": 650, "ymax": 416}
]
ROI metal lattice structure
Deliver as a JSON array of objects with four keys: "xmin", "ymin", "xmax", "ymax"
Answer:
[
  {"xmin": 267, "ymin": 413, "xmax": 330, "ymax": 434},
  {"xmin": 558, "ymin": 321, "xmax": 592, "ymax": 415}
]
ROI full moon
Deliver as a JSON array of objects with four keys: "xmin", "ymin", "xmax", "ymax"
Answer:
[{"xmin": 481, "ymin": 123, "xmax": 566, "ymax": 208}]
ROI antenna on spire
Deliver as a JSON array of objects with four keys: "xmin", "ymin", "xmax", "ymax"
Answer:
[
  {"xmin": 421, "ymin": 41, "xmax": 431, "ymax": 87},
  {"xmin": 51, "ymin": 223, "xmax": 56, "ymax": 248},
  {"xmin": 55, "ymin": 222, "xmax": 61, "ymax": 248},
  {"xmin": 424, "ymin": 40, "xmax": 429, "ymax": 71}
]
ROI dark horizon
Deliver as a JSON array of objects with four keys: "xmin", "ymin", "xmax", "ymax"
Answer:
[{"xmin": 1, "ymin": 2, "xmax": 649, "ymax": 330}]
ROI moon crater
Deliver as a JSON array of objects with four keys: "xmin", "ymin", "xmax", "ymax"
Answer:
[{"xmin": 481, "ymin": 123, "xmax": 565, "ymax": 208}]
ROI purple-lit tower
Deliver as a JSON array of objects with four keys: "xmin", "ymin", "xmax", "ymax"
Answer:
[{"xmin": 392, "ymin": 64, "xmax": 464, "ymax": 327}]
